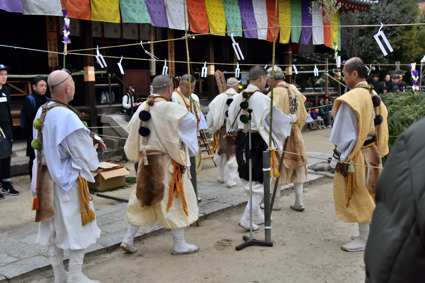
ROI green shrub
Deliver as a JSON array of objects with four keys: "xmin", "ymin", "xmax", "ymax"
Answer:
[{"xmin": 382, "ymin": 92, "xmax": 425, "ymax": 147}]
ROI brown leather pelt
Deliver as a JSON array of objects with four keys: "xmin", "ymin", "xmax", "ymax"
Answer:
[
  {"xmin": 283, "ymin": 126, "xmax": 306, "ymax": 170},
  {"xmin": 217, "ymin": 127, "xmax": 236, "ymax": 161},
  {"xmin": 136, "ymin": 154, "xmax": 166, "ymax": 206},
  {"xmin": 363, "ymin": 144, "xmax": 381, "ymax": 196},
  {"xmin": 35, "ymin": 165, "xmax": 55, "ymax": 222}
]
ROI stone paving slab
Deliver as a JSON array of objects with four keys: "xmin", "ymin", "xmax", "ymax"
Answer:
[{"xmin": 0, "ymin": 165, "xmax": 327, "ymax": 282}]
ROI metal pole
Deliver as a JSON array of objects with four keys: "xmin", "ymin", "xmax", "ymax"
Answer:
[
  {"xmin": 248, "ymin": 117, "xmax": 254, "ymax": 238},
  {"xmin": 262, "ymin": 150, "xmax": 272, "ymax": 243},
  {"xmin": 420, "ymin": 62, "xmax": 423, "ymax": 91},
  {"xmin": 190, "ymin": 156, "xmax": 198, "ymax": 198}
]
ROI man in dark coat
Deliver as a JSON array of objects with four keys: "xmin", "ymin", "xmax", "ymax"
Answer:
[
  {"xmin": 0, "ymin": 64, "xmax": 18, "ymax": 197},
  {"xmin": 20, "ymin": 76, "xmax": 48, "ymax": 178},
  {"xmin": 365, "ymin": 118, "xmax": 425, "ymax": 283}
]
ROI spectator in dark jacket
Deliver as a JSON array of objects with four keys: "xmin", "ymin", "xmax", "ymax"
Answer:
[
  {"xmin": 369, "ymin": 71, "xmax": 385, "ymax": 95},
  {"xmin": 0, "ymin": 64, "xmax": 18, "ymax": 197},
  {"xmin": 365, "ymin": 118, "xmax": 425, "ymax": 283},
  {"xmin": 20, "ymin": 77, "xmax": 48, "ymax": 178}
]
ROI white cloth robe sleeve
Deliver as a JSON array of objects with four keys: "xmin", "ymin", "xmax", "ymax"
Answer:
[
  {"xmin": 253, "ymin": 94, "xmax": 292, "ymax": 151},
  {"xmin": 330, "ymin": 102, "xmax": 358, "ymax": 161},
  {"xmin": 178, "ymin": 112, "xmax": 199, "ymax": 156},
  {"xmin": 124, "ymin": 105, "xmax": 143, "ymax": 162},
  {"xmin": 60, "ymin": 129, "xmax": 99, "ymax": 183},
  {"xmin": 122, "ymin": 95, "xmax": 132, "ymax": 109},
  {"xmin": 206, "ymin": 93, "xmax": 226, "ymax": 133},
  {"xmin": 124, "ymin": 105, "xmax": 198, "ymax": 161},
  {"xmin": 226, "ymin": 93, "xmax": 242, "ymax": 132}
]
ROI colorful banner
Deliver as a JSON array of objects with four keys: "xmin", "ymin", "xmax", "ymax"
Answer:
[
  {"xmin": 266, "ymin": 0, "xmax": 279, "ymax": 42},
  {"xmin": 120, "ymin": 0, "xmax": 151, "ymax": 24},
  {"xmin": 22, "ymin": 0, "xmax": 62, "ymax": 16},
  {"xmin": 290, "ymin": 0, "xmax": 302, "ymax": 43},
  {"xmin": 145, "ymin": 0, "xmax": 168, "ymax": 28},
  {"xmin": 300, "ymin": 0, "xmax": 312, "ymax": 44},
  {"xmin": 278, "ymin": 0, "xmax": 291, "ymax": 44},
  {"xmin": 223, "ymin": 0, "xmax": 242, "ymax": 36},
  {"xmin": 164, "ymin": 0, "xmax": 187, "ymax": 30},
  {"xmin": 187, "ymin": 0, "xmax": 209, "ymax": 33},
  {"xmin": 331, "ymin": 12, "xmax": 341, "ymax": 50},
  {"xmin": 323, "ymin": 13, "xmax": 332, "ymax": 48},
  {"xmin": 312, "ymin": 1, "xmax": 324, "ymax": 45},
  {"xmin": 62, "ymin": 0, "xmax": 91, "ymax": 20},
  {"xmin": 239, "ymin": 0, "xmax": 258, "ymax": 39},
  {"xmin": 205, "ymin": 0, "xmax": 226, "ymax": 36},
  {"xmin": 91, "ymin": 0, "xmax": 120, "ymax": 23},
  {"xmin": 252, "ymin": 0, "xmax": 268, "ymax": 40},
  {"xmin": 0, "ymin": 0, "xmax": 23, "ymax": 13}
]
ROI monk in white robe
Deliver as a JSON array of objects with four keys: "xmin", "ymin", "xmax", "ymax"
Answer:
[
  {"xmin": 31, "ymin": 70, "xmax": 105, "ymax": 283},
  {"xmin": 227, "ymin": 66, "xmax": 294, "ymax": 231},
  {"xmin": 121, "ymin": 75, "xmax": 200, "ymax": 255},
  {"xmin": 172, "ymin": 74, "xmax": 203, "ymax": 127},
  {"xmin": 171, "ymin": 74, "xmax": 206, "ymax": 201},
  {"xmin": 207, "ymin": 77, "xmax": 240, "ymax": 188}
]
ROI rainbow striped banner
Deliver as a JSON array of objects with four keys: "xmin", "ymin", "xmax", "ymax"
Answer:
[
  {"xmin": 120, "ymin": 0, "xmax": 151, "ymax": 24},
  {"xmin": 0, "ymin": 0, "xmax": 342, "ymax": 50},
  {"xmin": 223, "ymin": 0, "xmax": 242, "ymax": 36},
  {"xmin": 91, "ymin": 0, "xmax": 120, "ymax": 23},
  {"xmin": 278, "ymin": 0, "xmax": 291, "ymax": 44},
  {"xmin": 206, "ymin": 0, "xmax": 226, "ymax": 36}
]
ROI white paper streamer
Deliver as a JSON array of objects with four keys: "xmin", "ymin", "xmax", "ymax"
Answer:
[
  {"xmin": 374, "ymin": 23, "xmax": 394, "ymax": 57},
  {"xmin": 235, "ymin": 62, "xmax": 240, "ymax": 78},
  {"xmin": 336, "ymin": 56, "xmax": 341, "ymax": 69},
  {"xmin": 140, "ymin": 41, "xmax": 159, "ymax": 61},
  {"xmin": 117, "ymin": 56, "xmax": 124, "ymax": 75},
  {"xmin": 201, "ymin": 62, "xmax": 208, "ymax": 78},
  {"xmin": 162, "ymin": 59, "xmax": 168, "ymax": 76},
  {"xmin": 314, "ymin": 65, "xmax": 319, "ymax": 77},
  {"xmin": 96, "ymin": 46, "xmax": 107, "ymax": 68},
  {"xmin": 231, "ymin": 33, "xmax": 244, "ymax": 61}
]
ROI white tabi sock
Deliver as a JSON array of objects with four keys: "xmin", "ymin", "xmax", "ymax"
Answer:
[
  {"xmin": 171, "ymin": 228, "xmax": 199, "ymax": 255},
  {"xmin": 121, "ymin": 224, "xmax": 139, "ymax": 253},
  {"xmin": 341, "ymin": 223, "xmax": 370, "ymax": 252},
  {"xmin": 67, "ymin": 250, "xmax": 100, "ymax": 283},
  {"xmin": 224, "ymin": 156, "xmax": 239, "ymax": 188},
  {"xmin": 48, "ymin": 245, "xmax": 67, "ymax": 283},
  {"xmin": 291, "ymin": 183, "xmax": 305, "ymax": 211}
]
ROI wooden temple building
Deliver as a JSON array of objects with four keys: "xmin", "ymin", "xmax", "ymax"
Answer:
[{"xmin": 0, "ymin": 0, "xmax": 375, "ymax": 128}]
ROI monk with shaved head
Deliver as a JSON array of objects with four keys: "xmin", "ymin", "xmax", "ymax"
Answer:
[
  {"xmin": 329, "ymin": 57, "xmax": 389, "ymax": 252},
  {"xmin": 32, "ymin": 69, "xmax": 103, "ymax": 283},
  {"xmin": 121, "ymin": 75, "xmax": 200, "ymax": 255}
]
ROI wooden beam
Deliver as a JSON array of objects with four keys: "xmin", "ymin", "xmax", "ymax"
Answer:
[
  {"xmin": 46, "ymin": 16, "xmax": 59, "ymax": 70},
  {"xmin": 168, "ymin": 30, "xmax": 175, "ymax": 76},
  {"xmin": 80, "ymin": 21, "xmax": 97, "ymax": 127}
]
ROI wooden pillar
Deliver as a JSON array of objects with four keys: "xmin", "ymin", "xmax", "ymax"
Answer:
[
  {"xmin": 149, "ymin": 28, "xmax": 156, "ymax": 76},
  {"xmin": 168, "ymin": 30, "xmax": 175, "ymax": 77},
  {"xmin": 207, "ymin": 38, "xmax": 216, "ymax": 96},
  {"xmin": 80, "ymin": 21, "xmax": 97, "ymax": 127},
  {"xmin": 283, "ymin": 44, "xmax": 293, "ymax": 83},
  {"xmin": 46, "ymin": 16, "xmax": 59, "ymax": 70},
  {"xmin": 325, "ymin": 58, "xmax": 329, "ymax": 99}
]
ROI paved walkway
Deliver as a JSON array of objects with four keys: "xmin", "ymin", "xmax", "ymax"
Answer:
[
  {"xmin": 1, "ymin": 128, "xmax": 333, "ymax": 281},
  {"xmin": 0, "ymin": 168, "xmax": 327, "ymax": 282}
]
